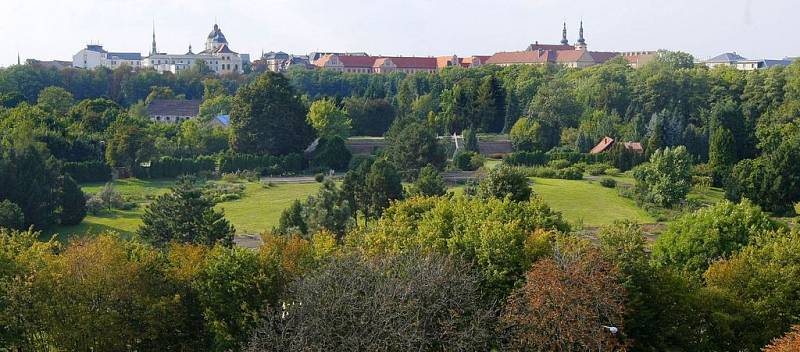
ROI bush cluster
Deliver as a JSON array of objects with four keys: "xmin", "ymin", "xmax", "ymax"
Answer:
[{"xmin": 504, "ymin": 151, "xmax": 549, "ymax": 166}]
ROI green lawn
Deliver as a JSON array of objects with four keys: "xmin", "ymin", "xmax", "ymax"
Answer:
[
  {"xmin": 216, "ymin": 182, "xmax": 322, "ymax": 234},
  {"xmin": 52, "ymin": 179, "xmax": 323, "ymax": 241},
  {"xmin": 530, "ymin": 177, "xmax": 656, "ymax": 227}
]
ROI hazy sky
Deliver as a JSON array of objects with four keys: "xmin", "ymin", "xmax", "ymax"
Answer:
[{"xmin": 1, "ymin": 0, "xmax": 797, "ymax": 67}]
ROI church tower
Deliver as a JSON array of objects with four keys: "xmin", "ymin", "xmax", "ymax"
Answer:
[
  {"xmin": 151, "ymin": 24, "xmax": 158, "ymax": 55},
  {"xmin": 560, "ymin": 22, "xmax": 569, "ymax": 45},
  {"xmin": 575, "ymin": 21, "xmax": 587, "ymax": 50}
]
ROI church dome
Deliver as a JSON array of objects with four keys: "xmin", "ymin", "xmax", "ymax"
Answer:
[{"xmin": 207, "ymin": 24, "xmax": 227, "ymax": 43}]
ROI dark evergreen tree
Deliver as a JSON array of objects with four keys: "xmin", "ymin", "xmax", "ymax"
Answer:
[
  {"xmin": 463, "ymin": 128, "xmax": 479, "ymax": 153},
  {"xmin": 59, "ymin": 175, "xmax": 86, "ymax": 226},
  {"xmin": 341, "ymin": 157, "xmax": 374, "ymax": 224},
  {"xmin": 366, "ymin": 159, "xmax": 404, "ymax": 219},
  {"xmin": 0, "ymin": 142, "xmax": 61, "ymax": 228},
  {"xmin": 138, "ymin": 178, "xmax": 234, "ymax": 246},
  {"xmin": 276, "ymin": 199, "xmax": 307, "ymax": 236},
  {"xmin": 708, "ymin": 127, "xmax": 736, "ymax": 186},
  {"xmin": 384, "ymin": 121, "xmax": 446, "ymax": 180},
  {"xmin": 410, "ymin": 165, "xmax": 448, "ymax": 197},
  {"xmin": 312, "ymin": 136, "xmax": 352, "ymax": 172}
]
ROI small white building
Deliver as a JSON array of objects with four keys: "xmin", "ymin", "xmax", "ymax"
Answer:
[{"xmin": 72, "ymin": 44, "xmax": 142, "ymax": 70}]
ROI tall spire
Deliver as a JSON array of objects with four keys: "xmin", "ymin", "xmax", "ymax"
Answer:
[
  {"xmin": 575, "ymin": 21, "xmax": 587, "ymax": 50},
  {"xmin": 151, "ymin": 21, "xmax": 158, "ymax": 55},
  {"xmin": 560, "ymin": 22, "xmax": 569, "ymax": 45},
  {"xmin": 17, "ymin": 52, "xmax": 20, "ymax": 66}
]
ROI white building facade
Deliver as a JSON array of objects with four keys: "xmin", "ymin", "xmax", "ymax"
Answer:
[
  {"xmin": 141, "ymin": 24, "xmax": 245, "ymax": 74},
  {"xmin": 72, "ymin": 45, "xmax": 142, "ymax": 69},
  {"xmin": 72, "ymin": 24, "xmax": 245, "ymax": 74}
]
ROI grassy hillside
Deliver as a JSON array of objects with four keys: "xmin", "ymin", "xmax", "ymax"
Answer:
[{"xmin": 53, "ymin": 179, "xmax": 322, "ymax": 241}]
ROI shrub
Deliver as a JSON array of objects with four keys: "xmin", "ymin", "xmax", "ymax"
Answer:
[
  {"xmin": 547, "ymin": 159, "xmax": 571, "ymax": 170},
  {"xmin": 523, "ymin": 166, "xmax": 582, "ymax": 180},
  {"xmin": 605, "ymin": 167, "xmax": 621, "ymax": 176},
  {"xmin": 586, "ymin": 164, "xmax": 610, "ymax": 176},
  {"xmin": 600, "ymin": 177, "xmax": 617, "ymax": 188},
  {"xmin": 454, "ymin": 151, "xmax": 481, "ymax": 171},
  {"xmin": 477, "ymin": 165, "xmax": 532, "ymax": 202},
  {"xmin": 314, "ymin": 173, "xmax": 325, "ymax": 182},
  {"xmin": 504, "ymin": 151, "xmax": 548, "ymax": 166}
]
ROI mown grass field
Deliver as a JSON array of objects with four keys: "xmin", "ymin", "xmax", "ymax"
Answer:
[
  {"xmin": 52, "ymin": 170, "xmax": 726, "ymax": 242},
  {"xmin": 530, "ymin": 177, "xmax": 655, "ymax": 227},
  {"xmin": 52, "ymin": 179, "xmax": 323, "ymax": 241}
]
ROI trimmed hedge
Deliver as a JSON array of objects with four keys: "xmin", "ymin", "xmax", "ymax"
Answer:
[
  {"xmin": 63, "ymin": 161, "xmax": 112, "ymax": 183},
  {"xmin": 504, "ymin": 151, "xmax": 549, "ymax": 166},
  {"xmin": 219, "ymin": 153, "xmax": 305, "ymax": 176},
  {"xmin": 132, "ymin": 153, "xmax": 307, "ymax": 179},
  {"xmin": 140, "ymin": 156, "xmax": 217, "ymax": 179}
]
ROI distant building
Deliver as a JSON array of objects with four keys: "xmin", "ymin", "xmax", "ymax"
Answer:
[
  {"xmin": 589, "ymin": 136, "xmax": 643, "ymax": 154},
  {"xmin": 704, "ymin": 52, "xmax": 794, "ymax": 71},
  {"xmin": 142, "ymin": 24, "xmax": 245, "ymax": 74},
  {"xmin": 72, "ymin": 24, "xmax": 246, "ymax": 74},
  {"xmin": 486, "ymin": 22, "xmax": 656, "ymax": 69},
  {"xmin": 253, "ymin": 51, "xmax": 312, "ymax": 72},
  {"xmin": 313, "ymin": 54, "xmax": 439, "ymax": 74},
  {"xmin": 146, "ymin": 99, "xmax": 202, "ymax": 124},
  {"xmin": 309, "ymin": 52, "xmax": 369, "ymax": 62},
  {"xmin": 72, "ymin": 44, "xmax": 142, "ymax": 70}
]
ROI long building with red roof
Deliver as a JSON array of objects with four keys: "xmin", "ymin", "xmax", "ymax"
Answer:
[{"xmin": 487, "ymin": 22, "xmax": 656, "ymax": 69}]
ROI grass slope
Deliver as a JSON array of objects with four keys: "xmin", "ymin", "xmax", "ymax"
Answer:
[
  {"xmin": 531, "ymin": 177, "xmax": 655, "ymax": 227},
  {"xmin": 216, "ymin": 182, "xmax": 322, "ymax": 234},
  {"xmin": 53, "ymin": 179, "xmax": 322, "ymax": 241}
]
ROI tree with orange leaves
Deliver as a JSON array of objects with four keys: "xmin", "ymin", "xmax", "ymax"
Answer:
[
  {"xmin": 763, "ymin": 326, "xmax": 800, "ymax": 352},
  {"xmin": 500, "ymin": 241, "xmax": 626, "ymax": 351}
]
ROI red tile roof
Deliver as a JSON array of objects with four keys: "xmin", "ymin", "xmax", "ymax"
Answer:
[
  {"xmin": 336, "ymin": 55, "xmax": 378, "ymax": 68},
  {"xmin": 554, "ymin": 50, "xmax": 587, "ymax": 63},
  {"xmin": 590, "ymin": 136, "xmax": 615, "ymax": 154},
  {"xmin": 527, "ymin": 43, "xmax": 575, "ymax": 51},
  {"xmin": 623, "ymin": 142, "xmax": 644, "ymax": 153},
  {"xmin": 486, "ymin": 50, "xmax": 554, "ymax": 65},
  {"xmin": 589, "ymin": 51, "xmax": 620, "ymax": 64},
  {"xmin": 382, "ymin": 57, "xmax": 438, "ymax": 69}
]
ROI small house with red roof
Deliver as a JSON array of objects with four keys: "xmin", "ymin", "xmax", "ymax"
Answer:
[{"xmin": 589, "ymin": 137, "xmax": 644, "ymax": 154}]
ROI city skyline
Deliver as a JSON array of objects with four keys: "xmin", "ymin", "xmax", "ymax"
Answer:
[{"xmin": 1, "ymin": 0, "xmax": 798, "ymax": 67}]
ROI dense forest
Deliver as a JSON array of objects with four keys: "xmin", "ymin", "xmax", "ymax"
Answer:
[{"xmin": 1, "ymin": 52, "xmax": 800, "ymax": 351}]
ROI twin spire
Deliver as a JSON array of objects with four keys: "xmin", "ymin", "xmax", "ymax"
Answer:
[
  {"xmin": 151, "ymin": 22, "xmax": 157, "ymax": 55},
  {"xmin": 560, "ymin": 21, "xmax": 587, "ymax": 49}
]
